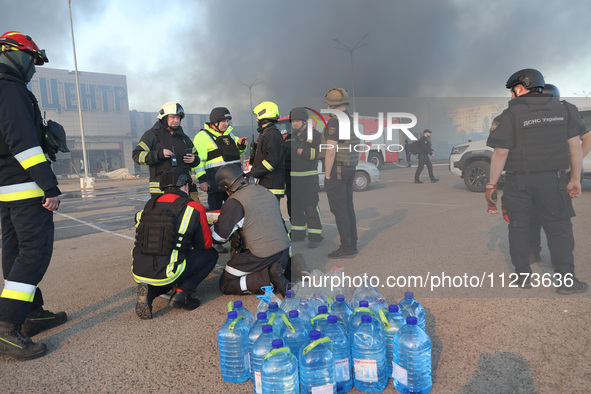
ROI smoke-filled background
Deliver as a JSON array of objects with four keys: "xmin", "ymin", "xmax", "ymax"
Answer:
[{"xmin": 3, "ymin": 0, "xmax": 591, "ymax": 124}]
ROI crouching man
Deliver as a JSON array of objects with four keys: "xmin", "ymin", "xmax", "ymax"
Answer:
[
  {"xmin": 131, "ymin": 168, "xmax": 218, "ymax": 319},
  {"xmin": 212, "ymin": 164, "xmax": 290, "ymax": 297}
]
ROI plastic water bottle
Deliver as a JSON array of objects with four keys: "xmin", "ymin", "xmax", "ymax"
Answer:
[
  {"xmin": 218, "ymin": 311, "xmax": 250, "ymax": 383},
  {"xmin": 267, "ymin": 302, "xmax": 287, "ymax": 333},
  {"xmin": 392, "ymin": 316, "xmax": 432, "ymax": 394},
  {"xmin": 248, "ymin": 312, "xmax": 269, "ymax": 356},
  {"xmin": 261, "ymin": 339, "xmax": 299, "ymax": 394},
  {"xmin": 379, "ymin": 305, "xmax": 406, "ymax": 378},
  {"xmin": 329, "ymin": 295, "xmax": 354, "ymax": 330},
  {"xmin": 231, "ymin": 300, "xmax": 255, "ymax": 328},
  {"xmin": 398, "ymin": 292, "xmax": 426, "ymax": 332},
  {"xmin": 299, "ymin": 330, "xmax": 336, "ymax": 393},
  {"xmin": 322, "ymin": 315, "xmax": 353, "ymax": 393},
  {"xmin": 352, "ymin": 282, "xmax": 388, "ymax": 314},
  {"xmin": 257, "ymin": 286, "xmax": 282, "ymax": 314},
  {"xmin": 351, "ymin": 315, "xmax": 388, "ymax": 392},
  {"xmin": 311, "ymin": 305, "xmax": 329, "ymax": 332},
  {"xmin": 280, "ymin": 310, "xmax": 310, "ymax": 358},
  {"xmin": 251, "ymin": 324, "xmax": 280, "ymax": 394},
  {"xmin": 348, "ymin": 301, "xmax": 382, "ymax": 342},
  {"xmin": 280, "ymin": 289, "xmax": 300, "ymax": 313},
  {"xmin": 295, "ymin": 298, "xmax": 315, "ymax": 329}
]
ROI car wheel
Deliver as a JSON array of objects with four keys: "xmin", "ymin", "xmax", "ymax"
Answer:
[
  {"xmin": 463, "ymin": 160, "xmax": 490, "ymax": 192},
  {"xmin": 353, "ymin": 171, "xmax": 370, "ymax": 192},
  {"xmin": 367, "ymin": 152, "xmax": 384, "ymax": 169}
]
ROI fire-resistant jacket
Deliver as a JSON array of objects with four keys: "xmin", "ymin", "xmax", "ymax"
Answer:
[
  {"xmin": 132, "ymin": 120, "xmax": 198, "ymax": 194},
  {"xmin": 250, "ymin": 124, "xmax": 285, "ymax": 196},
  {"xmin": 131, "ymin": 190, "xmax": 213, "ymax": 285},
  {"xmin": 0, "ymin": 64, "xmax": 60, "ymax": 206},
  {"xmin": 288, "ymin": 127, "xmax": 322, "ymax": 176}
]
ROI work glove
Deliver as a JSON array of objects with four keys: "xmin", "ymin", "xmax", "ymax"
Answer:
[
  {"xmin": 501, "ymin": 203, "xmax": 510, "ymax": 223},
  {"xmin": 485, "ymin": 183, "xmax": 498, "ymax": 214}
]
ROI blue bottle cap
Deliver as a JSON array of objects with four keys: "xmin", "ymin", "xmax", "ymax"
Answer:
[
  {"xmin": 406, "ymin": 316, "xmax": 418, "ymax": 325},
  {"xmin": 318, "ymin": 305, "xmax": 328, "ymax": 314},
  {"xmin": 233, "ymin": 300, "xmax": 243, "ymax": 308},
  {"xmin": 268, "ymin": 302, "xmax": 279, "ymax": 311},
  {"xmin": 262, "ymin": 324, "xmax": 273, "ymax": 333},
  {"xmin": 336, "ymin": 295, "xmax": 345, "ymax": 302},
  {"xmin": 286, "ymin": 289, "xmax": 294, "ymax": 298},
  {"xmin": 310, "ymin": 330, "xmax": 321, "ymax": 340},
  {"xmin": 389, "ymin": 304, "xmax": 399, "ymax": 313},
  {"xmin": 272, "ymin": 339, "xmax": 284, "ymax": 349},
  {"xmin": 257, "ymin": 312, "xmax": 267, "ymax": 320},
  {"xmin": 289, "ymin": 310, "xmax": 299, "ymax": 318},
  {"xmin": 228, "ymin": 311, "xmax": 238, "ymax": 319},
  {"xmin": 327, "ymin": 315, "xmax": 338, "ymax": 324},
  {"xmin": 361, "ymin": 314, "xmax": 372, "ymax": 323},
  {"xmin": 404, "ymin": 291, "xmax": 414, "ymax": 299},
  {"xmin": 359, "ymin": 300, "xmax": 369, "ymax": 307}
]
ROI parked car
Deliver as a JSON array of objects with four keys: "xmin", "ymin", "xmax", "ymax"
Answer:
[{"xmin": 319, "ymin": 160, "xmax": 380, "ymax": 192}]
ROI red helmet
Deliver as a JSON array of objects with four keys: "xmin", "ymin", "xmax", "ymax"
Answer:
[{"xmin": 0, "ymin": 31, "xmax": 48, "ymax": 65}]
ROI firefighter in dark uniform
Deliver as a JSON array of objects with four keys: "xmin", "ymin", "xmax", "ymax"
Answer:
[
  {"xmin": 192, "ymin": 107, "xmax": 248, "ymax": 210},
  {"xmin": 211, "ymin": 164, "xmax": 290, "ymax": 297},
  {"xmin": 132, "ymin": 101, "xmax": 199, "ymax": 196},
  {"xmin": 0, "ymin": 31, "xmax": 67, "ymax": 360},
  {"xmin": 322, "ymin": 88, "xmax": 360, "ymax": 259},
  {"xmin": 286, "ymin": 107, "xmax": 324, "ymax": 249},
  {"xmin": 486, "ymin": 68, "xmax": 587, "ymax": 294},
  {"xmin": 132, "ymin": 168, "xmax": 218, "ymax": 319},
  {"xmin": 414, "ymin": 129, "xmax": 439, "ymax": 183},
  {"xmin": 250, "ymin": 101, "xmax": 285, "ymax": 200}
]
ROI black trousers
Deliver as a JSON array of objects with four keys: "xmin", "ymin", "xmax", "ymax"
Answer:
[
  {"xmin": 325, "ymin": 165, "xmax": 357, "ymax": 250},
  {"xmin": 174, "ymin": 248, "xmax": 219, "ymax": 293},
  {"xmin": 290, "ymin": 175, "xmax": 322, "ymax": 241},
  {"xmin": 0, "ymin": 203, "xmax": 54, "ymax": 323},
  {"xmin": 415, "ymin": 153, "xmax": 435, "ymax": 181}
]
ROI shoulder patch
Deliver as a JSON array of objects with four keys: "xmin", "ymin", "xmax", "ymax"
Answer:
[
  {"xmin": 328, "ymin": 127, "xmax": 337, "ymax": 136},
  {"xmin": 489, "ymin": 120, "xmax": 500, "ymax": 133}
]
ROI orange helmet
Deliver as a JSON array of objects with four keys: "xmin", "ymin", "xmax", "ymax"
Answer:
[{"xmin": 0, "ymin": 31, "xmax": 48, "ymax": 65}]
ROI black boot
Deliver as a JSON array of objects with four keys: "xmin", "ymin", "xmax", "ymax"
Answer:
[
  {"xmin": 169, "ymin": 289, "xmax": 201, "ymax": 310},
  {"xmin": 268, "ymin": 262, "xmax": 289, "ymax": 298},
  {"xmin": 0, "ymin": 321, "xmax": 47, "ymax": 360},
  {"xmin": 21, "ymin": 308, "xmax": 67, "ymax": 337},
  {"xmin": 135, "ymin": 283, "xmax": 160, "ymax": 320}
]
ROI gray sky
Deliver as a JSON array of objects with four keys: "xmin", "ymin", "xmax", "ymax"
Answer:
[{"xmin": 3, "ymin": 0, "xmax": 591, "ymax": 125}]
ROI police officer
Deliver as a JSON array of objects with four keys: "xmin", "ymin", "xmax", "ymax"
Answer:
[
  {"xmin": 0, "ymin": 31, "xmax": 67, "ymax": 360},
  {"xmin": 322, "ymin": 88, "xmax": 360, "ymax": 259},
  {"xmin": 286, "ymin": 107, "xmax": 324, "ymax": 248},
  {"xmin": 132, "ymin": 168, "xmax": 218, "ymax": 319},
  {"xmin": 250, "ymin": 101, "xmax": 285, "ymax": 199},
  {"xmin": 486, "ymin": 68, "xmax": 587, "ymax": 294},
  {"xmin": 414, "ymin": 129, "xmax": 438, "ymax": 183},
  {"xmin": 132, "ymin": 101, "xmax": 199, "ymax": 195},
  {"xmin": 192, "ymin": 107, "xmax": 247, "ymax": 210},
  {"xmin": 211, "ymin": 164, "xmax": 290, "ymax": 297}
]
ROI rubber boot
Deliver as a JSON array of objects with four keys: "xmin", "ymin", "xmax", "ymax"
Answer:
[{"xmin": 0, "ymin": 321, "xmax": 47, "ymax": 360}]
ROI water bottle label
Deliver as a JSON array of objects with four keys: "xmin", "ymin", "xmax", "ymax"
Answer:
[
  {"xmin": 335, "ymin": 358, "xmax": 350, "ymax": 381},
  {"xmin": 392, "ymin": 361, "xmax": 408, "ymax": 386},
  {"xmin": 311, "ymin": 383, "xmax": 334, "ymax": 394},
  {"xmin": 255, "ymin": 371, "xmax": 262, "ymax": 394},
  {"xmin": 354, "ymin": 358, "xmax": 378, "ymax": 382}
]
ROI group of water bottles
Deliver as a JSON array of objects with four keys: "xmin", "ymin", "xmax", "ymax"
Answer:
[{"xmin": 218, "ymin": 282, "xmax": 432, "ymax": 393}]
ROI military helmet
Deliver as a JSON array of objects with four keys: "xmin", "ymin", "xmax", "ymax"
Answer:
[
  {"xmin": 542, "ymin": 83, "xmax": 560, "ymax": 99},
  {"xmin": 289, "ymin": 107, "xmax": 308, "ymax": 122},
  {"xmin": 209, "ymin": 107, "xmax": 232, "ymax": 123},
  {"xmin": 159, "ymin": 168, "xmax": 192, "ymax": 190},
  {"xmin": 324, "ymin": 87, "xmax": 350, "ymax": 106},
  {"xmin": 158, "ymin": 101, "xmax": 185, "ymax": 120},
  {"xmin": 505, "ymin": 68, "xmax": 545, "ymax": 90},
  {"xmin": 215, "ymin": 164, "xmax": 246, "ymax": 192},
  {"xmin": 0, "ymin": 31, "xmax": 48, "ymax": 65},
  {"xmin": 253, "ymin": 101, "xmax": 280, "ymax": 121}
]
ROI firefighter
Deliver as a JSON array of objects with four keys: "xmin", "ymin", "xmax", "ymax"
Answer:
[
  {"xmin": 211, "ymin": 164, "xmax": 290, "ymax": 297},
  {"xmin": 0, "ymin": 31, "xmax": 67, "ymax": 360},
  {"xmin": 192, "ymin": 107, "xmax": 247, "ymax": 210},
  {"xmin": 286, "ymin": 107, "xmax": 324, "ymax": 249},
  {"xmin": 486, "ymin": 68, "xmax": 587, "ymax": 294},
  {"xmin": 322, "ymin": 88, "xmax": 360, "ymax": 259},
  {"xmin": 132, "ymin": 101, "xmax": 199, "ymax": 196},
  {"xmin": 250, "ymin": 101, "xmax": 285, "ymax": 199},
  {"xmin": 132, "ymin": 168, "xmax": 218, "ymax": 319}
]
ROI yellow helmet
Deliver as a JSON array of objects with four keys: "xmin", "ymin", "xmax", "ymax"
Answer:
[
  {"xmin": 253, "ymin": 101, "xmax": 280, "ymax": 121},
  {"xmin": 324, "ymin": 87, "xmax": 350, "ymax": 106},
  {"xmin": 158, "ymin": 101, "xmax": 185, "ymax": 120}
]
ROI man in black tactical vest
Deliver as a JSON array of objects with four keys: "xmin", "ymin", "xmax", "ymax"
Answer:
[
  {"xmin": 486, "ymin": 68, "xmax": 587, "ymax": 294},
  {"xmin": 211, "ymin": 164, "xmax": 290, "ymax": 297}
]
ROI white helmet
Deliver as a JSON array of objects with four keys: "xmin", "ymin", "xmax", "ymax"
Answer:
[{"xmin": 157, "ymin": 101, "xmax": 185, "ymax": 120}]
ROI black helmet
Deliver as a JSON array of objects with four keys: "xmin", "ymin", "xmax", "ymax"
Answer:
[
  {"xmin": 289, "ymin": 107, "xmax": 308, "ymax": 122},
  {"xmin": 215, "ymin": 164, "xmax": 246, "ymax": 192},
  {"xmin": 209, "ymin": 107, "xmax": 232, "ymax": 124},
  {"xmin": 543, "ymin": 83, "xmax": 560, "ymax": 98},
  {"xmin": 159, "ymin": 168, "xmax": 192, "ymax": 191},
  {"xmin": 505, "ymin": 68, "xmax": 545, "ymax": 90}
]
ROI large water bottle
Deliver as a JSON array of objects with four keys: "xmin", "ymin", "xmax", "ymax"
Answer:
[
  {"xmin": 248, "ymin": 312, "xmax": 270, "ymax": 356},
  {"xmin": 398, "ymin": 292, "xmax": 426, "ymax": 332},
  {"xmin": 257, "ymin": 285, "xmax": 282, "ymax": 314},
  {"xmin": 280, "ymin": 310, "xmax": 310, "ymax": 357},
  {"xmin": 251, "ymin": 324, "xmax": 280, "ymax": 394},
  {"xmin": 352, "ymin": 282, "xmax": 388, "ymax": 314},
  {"xmin": 311, "ymin": 305, "xmax": 330, "ymax": 332},
  {"xmin": 348, "ymin": 301, "xmax": 382, "ymax": 342},
  {"xmin": 267, "ymin": 302, "xmax": 287, "ymax": 333},
  {"xmin": 261, "ymin": 339, "xmax": 299, "ymax": 394},
  {"xmin": 329, "ymin": 295, "xmax": 354, "ymax": 330},
  {"xmin": 295, "ymin": 298, "xmax": 315, "ymax": 329},
  {"xmin": 218, "ymin": 310, "xmax": 250, "ymax": 383},
  {"xmin": 351, "ymin": 315, "xmax": 388, "ymax": 392},
  {"xmin": 299, "ymin": 330, "xmax": 336, "ymax": 393},
  {"xmin": 280, "ymin": 289, "xmax": 300, "ymax": 313},
  {"xmin": 231, "ymin": 300, "xmax": 255, "ymax": 328},
  {"xmin": 322, "ymin": 315, "xmax": 353, "ymax": 393},
  {"xmin": 379, "ymin": 305, "xmax": 406, "ymax": 378},
  {"xmin": 392, "ymin": 316, "xmax": 432, "ymax": 394}
]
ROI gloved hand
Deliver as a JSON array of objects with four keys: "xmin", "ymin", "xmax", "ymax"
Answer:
[
  {"xmin": 485, "ymin": 183, "xmax": 498, "ymax": 214},
  {"xmin": 501, "ymin": 203, "xmax": 510, "ymax": 222}
]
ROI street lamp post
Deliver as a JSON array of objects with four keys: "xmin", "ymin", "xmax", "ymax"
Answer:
[
  {"xmin": 572, "ymin": 91, "xmax": 591, "ymax": 102},
  {"xmin": 333, "ymin": 34, "xmax": 369, "ymax": 114},
  {"xmin": 240, "ymin": 79, "xmax": 263, "ymax": 137}
]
